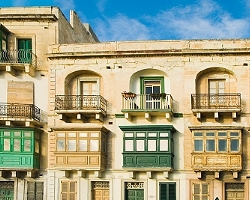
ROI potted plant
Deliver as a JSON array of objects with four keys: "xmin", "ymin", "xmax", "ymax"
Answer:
[{"xmin": 122, "ymin": 91, "xmax": 136, "ymax": 99}]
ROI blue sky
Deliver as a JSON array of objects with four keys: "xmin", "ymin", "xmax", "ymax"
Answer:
[{"xmin": 1, "ymin": 0, "xmax": 250, "ymax": 42}]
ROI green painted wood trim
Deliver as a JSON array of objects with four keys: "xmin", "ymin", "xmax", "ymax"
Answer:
[
  {"xmin": 115, "ymin": 114, "xmax": 125, "ymax": 118},
  {"xmin": 119, "ymin": 125, "xmax": 176, "ymax": 132},
  {"xmin": 140, "ymin": 76, "xmax": 165, "ymax": 94},
  {"xmin": 173, "ymin": 113, "xmax": 183, "ymax": 117}
]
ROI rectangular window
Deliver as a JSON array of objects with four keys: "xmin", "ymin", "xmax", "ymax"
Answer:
[
  {"xmin": 192, "ymin": 182, "xmax": 209, "ymax": 200},
  {"xmin": 159, "ymin": 182, "xmax": 176, "ymax": 200},
  {"xmin": 0, "ymin": 130, "xmax": 35, "ymax": 153},
  {"xmin": 193, "ymin": 130, "xmax": 241, "ymax": 153},
  {"xmin": 17, "ymin": 38, "xmax": 32, "ymax": 63},
  {"xmin": 27, "ymin": 181, "xmax": 43, "ymax": 200},
  {"xmin": 124, "ymin": 131, "xmax": 171, "ymax": 153},
  {"xmin": 60, "ymin": 181, "xmax": 76, "ymax": 200},
  {"xmin": 55, "ymin": 131, "xmax": 104, "ymax": 152}
]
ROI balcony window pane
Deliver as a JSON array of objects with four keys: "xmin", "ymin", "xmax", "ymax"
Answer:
[
  {"xmin": 137, "ymin": 133, "xmax": 145, "ymax": 137},
  {"xmin": 231, "ymin": 139, "xmax": 239, "ymax": 151},
  {"xmin": 14, "ymin": 139, "xmax": 21, "ymax": 151},
  {"xmin": 194, "ymin": 132, "xmax": 203, "ymax": 137},
  {"xmin": 160, "ymin": 132, "xmax": 169, "ymax": 137},
  {"xmin": 57, "ymin": 133, "xmax": 65, "ymax": 137},
  {"xmin": 24, "ymin": 132, "xmax": 31, "ymax": 137},
  {"xmin": 125, "ymin": 140, "xmax": 133, "ymax": 151},
  {"xmin": 68, "ymin": 132, "xmax": 76, "ymax": 137},
  {"xmin": 218, "ymin": 132, "xmax": 227, "ymax": 136},
  {"xmin": 148, "ymin": 140, "xmax": 156, "ymax": 151},
  {"xmin": 230, "ymin": 132, "xmax": 239, "ymax": 137},
  {"xmin": 194, "ymin": 140, "xmax": 203, "ymax": 151},
  {"xmin": 125, "ymin": 132, "xmax": 133, "ymax": 137},
  {"xmin": 79, "ymin": 140, "xmax": 87, "ymax": 151},
  {"xmin": 79, "ymin": 132, "xmax": 87, "ymax": 137},
  {"xmin": 68, "ymin": 140, "xmax": 76, "ymax": 151},
  {"xmin": 4, "ymin": 138, "xmax": 10, "ymax": 151},
  {"xmin": 136, "ymin": 140, "xmax": 144, "ymax": 151},
  {"xmin": 14, "ymin": 131, "xmax": 21, "ymax": 137},
  {"xmin": 23, "ymin": 139, "xmax": 31, "ymax": 152},
  {"xmin": 206, "ymin": 140, "xmax": 215, "ymax": 151},
  {"xmin": 90, "ymin": 133, "xmax": 99, "ymax": 137},
  {"xmin": 90, "ymin": 140, "xmax": 99, "ymax": 151},
  {"xmin": 35, "ymin": 140, "xmax": 39, "ymax": 153},
  {"xmin": 206, "ymin": 132, "xmax": 214, "ymax": 136},
  {"xmin": 218, "ymin": 139, "xmax": 227, "ymax": 151},
  {"xmin": 57, "ymin": 140, "xmax": 65, "ymax": 151},
  {"xmin": 4, "ymin": 132, "xmax": 10, "ymax": 137},
  {"xmin": 160, "ymin": 139, "xmax": 169, "ymax": 151},
  {"xmin": 148, "ymin": 132, "xmax": 157, "ymax": 137}
]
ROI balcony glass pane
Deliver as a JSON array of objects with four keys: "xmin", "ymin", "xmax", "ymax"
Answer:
[
  {"xmin": 148, "ymin": 132, "xmax": 157, "ymax": 137},
  {"xmin": 231, "ymin": 139, "xmax": 239, "ymax": 151},
  {"xmin": 24, "ymin": 132, "xmax": 31, "ymax": 137},
  {"xmin": 4, "ymin": 132, "xmax": 10, "ymax": 137},
  {"xmin": 90, "ymin": 140, "xmax": 99, "ymax": 151},
  {"xmin": 4, "ymin": 138, "xmax": 10, "ymax": 151},
  {"xmin": 68, "ymin": 140, "xmax": 76, "ymax": 151},
  {"xmin": 218, "ymin": 132, "xmax": 227, "ymax": 136},
  {"xmin": 137, "ymin": 132, "xmax": 145, "ymax": 137},
  {"xmin": 35, "ymin": 140, "xmax": 39, "ymax": 153},
  {"xmin": 230, "ymin": 132, "xmax": 239, "ymax": 136},
  {"xmin": 14, "ymin": 131, "xmax": 21, "ymax": 137},
  {"xmin": 160, "ymin": 139, "xmax": 169, "ymax": 151},
  {"xmin": 160, "ymin": 132, "xmax": 169, "ymax": 137},
  {"xmin": 206, "ymin": 140, "xmax": 215, "ymax": 151},
  {"xmin": 194, "ymin": 140, "xmax": 203, "ymax": 151},
  {"xmin": 125, "ymin": 133, "xmax": 133, "ymax": 137},
  {"xmin": 148, "ymin": 140, "xmax": 156, "ymax": 151},
  {"xmin": 206, "ymin": 132, "xmax": 214, "ymax": 136},
  {"xmin": 79, "ymin": 140, "xmax": 87, "ymax": 151},
  {"xmin": 136, "ymin": 140, "xmax": 144, "ymax": 151},
  {"xmin": 125, "ymin": 140, "xmax": 133, "ymax": 151},
  {"xmin": 79, "ymin": 132, "xmax": 87, "ymax": 137},
  {"xmin": 24, "ymin": 139, "xmax": 31, "ymax": 152},
  {"xmin": 14, "ymin": 139, "xmax": 21, "ymax": 151},
  {"xmin": 57, "ymin": 133, "xmax": 65, "ymax": 137},
  {"xmin": 218, "ymin": 139, "xmax": 227, "ymax": 151},
  {"xmin": 57, "ymin": 140, "xmax": 65, "ymax": 151},
  {"xmin": 194, "ymin": 132, "xmax": 203, "ymax": 137},
  {"xmin": 68, "ymin": 132, "xmax": 76, "ymax": 137},
  {"xmin": 90, "ymin": 132, "xmax": 99, "ymax": 137}
]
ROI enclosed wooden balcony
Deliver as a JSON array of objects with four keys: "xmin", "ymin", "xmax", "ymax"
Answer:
[
  {"xmin": 55, "ymin": 95, "xmax": 107, "ymax": 122},
  {"xmin": 0, "ymin": 49, "xmax": 38, "ymax": 77},
  {"xmin": 191, "ymin": 93, "xmax": 241, "ymax": 119},
  {"xmin": 121, "ymin": 93, "xmax": 173, "ymax": 121},
  {"xmin": 0, "ymin": 103, "xmax": 43, "ymax": 127}
]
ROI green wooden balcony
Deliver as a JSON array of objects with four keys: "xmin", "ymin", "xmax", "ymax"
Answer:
[
  {"xmin": 0, "ymin": 128, "xmax": 42, "ymax": 170},
  {"xmin": 123, "ymin": 153, "xmax": 173, "ymax": 169}
]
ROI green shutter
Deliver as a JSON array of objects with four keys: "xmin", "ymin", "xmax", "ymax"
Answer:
[
  {"xmin": 18, "ymin": 39, "xmax": 32, "ymax": 63},
  {"xmin": 159, "ymin": 183, "xmax": 176, "ymax": 200}
]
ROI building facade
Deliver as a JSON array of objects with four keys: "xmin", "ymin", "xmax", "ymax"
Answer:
[
  {"xmin": 47, "ymin": 40, "xmax": 250, "ymax": 200},
  {"xmin": 0, "ymin": 6, "xmax": 98, "ymax": 200},
  {"xmin": 1, "ymin": 5, "xmax": 250, "ymax": 200}
]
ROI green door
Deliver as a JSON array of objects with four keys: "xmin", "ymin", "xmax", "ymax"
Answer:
[
  {"xmin": 18, "ymin": 39, "xmax": 32, "ymax": 63},
  {"xmin": 126, "ymin": 189, "xmax": 144, "ymax": 200},
  {"xmin": 0, "ymin": 182, "xmax": 14, "ymax": 200},
  {"xmin": 159, "ymin": 182, "xmax": 176, "ymax": 200}
]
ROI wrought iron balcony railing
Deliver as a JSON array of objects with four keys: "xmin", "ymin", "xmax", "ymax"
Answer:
[
  {"xmin": 121, "ymin": 93, "xmax": 173, "ymax": 110},
  {"xmin": 55, "ymin": 95, "xmax": 108, "ymax": 114},
  {"xmin": 0, "ymin": 103, "xmax": 41, "ymax": 121},
  {"xmin": 191, "ymin": 93, "xmax": 241, "ymax": 110},
  {"xmin": 0, "ymin": 49, "xmax": 37, "ymax": 67}
]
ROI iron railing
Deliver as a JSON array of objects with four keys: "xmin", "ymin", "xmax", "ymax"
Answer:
[
  {"xmin": 0, "ymin": 49, "xmax": 37, "ymax": 67},
  {"xmin": 55, "ymin": 95, "xmax": 108, "ymax": 114},
  {"xmin": 0, "ymin": 103, "xmax": 41, "ymax": 121},
  {"xmin": 121, "ymin": 93, "xmax": 173, "ymax": 110},
  {"xmin": 191, "ymin": 93, "xmax": 241, "ymax": 109}
]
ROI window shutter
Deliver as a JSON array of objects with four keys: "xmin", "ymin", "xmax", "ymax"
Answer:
[
  {"xmin": 159, "ymin": 183, "xmax": 167, "ymax": 200},
  {"xmin": 159, "ymin": 183, "xmax": 176, "ymax": 200},
  {"xmin": 168, "ymin": 183, "xmax": 176, "ymax": 200},
  {"xmin": 27, "ymin": 182, "xmax": 35, "ymax": 200},
  {"xmin": 36, "ymin": 182, "xmax": 44, "ymax": 200},
  {"xmin": 27, "ymin": 182, "xmax": 43, "ymax": 200}
]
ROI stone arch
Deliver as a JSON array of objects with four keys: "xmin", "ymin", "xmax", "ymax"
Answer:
[
  {"xmin": 195, "ymin": 67, "xmax": 236, "ymax": 94},
  {"xmin": 64, "ymin": 70, "xmax": 102, "ymax": 95}
]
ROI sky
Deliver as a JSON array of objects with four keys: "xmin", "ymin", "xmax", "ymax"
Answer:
[{"xmin": 1, "ymin": 0, "xmax": 250, "ymax": 42}]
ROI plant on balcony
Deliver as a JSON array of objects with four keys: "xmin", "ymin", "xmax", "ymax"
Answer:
[
  {"xmin": 122, "ymin": 91, "xmax": 136, "ymax": 99},
  {"xmin": 150, "ymin": 93, "xmax": 166, "ymax": 99}
]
